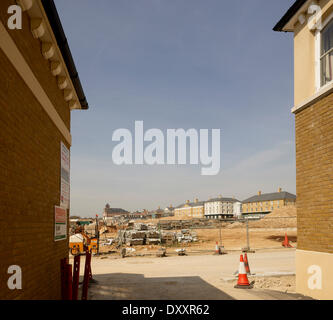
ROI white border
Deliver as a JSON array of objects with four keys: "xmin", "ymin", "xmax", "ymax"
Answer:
[
  {"xmin": 293, "ymin": 12, "xmax": 333, "ymax": 114},
  {"xmin": 315, "ymin": 11, "xmax": 333, "ymax": 92}
]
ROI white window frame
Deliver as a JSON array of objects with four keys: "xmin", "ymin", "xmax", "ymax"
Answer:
[{"xmin": 315, "ymin": 12, "xmax": 333, "ymax": 91}]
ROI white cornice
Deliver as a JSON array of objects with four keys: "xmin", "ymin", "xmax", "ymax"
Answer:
[
  {"xmin": 292, "ymin": 81, "xmax": 333, "ymax": 113},
  {"xmin": 17, "ymin": 0, "xmax": 83, "ymax": 110},
  {"xmin": 283, "ymin": 0, "xmax": 313, "ymax": 32}
]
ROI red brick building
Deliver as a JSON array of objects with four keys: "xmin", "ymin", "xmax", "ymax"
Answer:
[{"xmin": 0, "ymin": 0, "xmax": 88, "ymax": 299}]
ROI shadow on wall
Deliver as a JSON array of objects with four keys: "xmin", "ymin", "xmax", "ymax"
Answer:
[{"xmin": 86, "ymin": 273, "xmax": 235, "ymax": 300}]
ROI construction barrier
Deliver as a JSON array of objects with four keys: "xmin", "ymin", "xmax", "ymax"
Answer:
[
  {"xmin": 66, "ymin": 264, "xmax": 73, "ymax": 300},
  {"xmin": 60, "ymin": 258, "xmax": 67, "ymax": 300},
  {"xmin": 82, "ymin": 251, "xmax": 92, "ymax": 300},
  {"xmin": 60, "ymin": 258, "xmax": 73, "ymax": 300},
  {"xmin": 72, "ymin": 255, "xmax": 81, "ymax": 300}
]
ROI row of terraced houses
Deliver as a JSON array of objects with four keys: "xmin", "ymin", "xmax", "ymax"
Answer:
[{"xmin": 173, "ymin": 187, "xmax": 296, "ymax": 219}]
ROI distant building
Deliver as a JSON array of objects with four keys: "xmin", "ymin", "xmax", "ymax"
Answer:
[
  {"xmin": 242, "ymin": 188, "xmax": 296, "ymax": 217},
  {"xmin": 124, "ymin": 211, "xmax": 146, "ymax": 220},
  {"xmin": 204, "ymin": 196, "xmax": 240, "ymax": 219},
  {"xmin": 174, "ymin": 199, "xmax": 205, "ymax": 218},
  {"xmin": 164, "ymin": 205, "xmax": 174, "ymax": 216},
  {"xmin": 103, "ymin": 203, "xmax": 129, "ymax": 218},
  {"xmin": 150, "ymin": 207, "xmax": 164, "ymax": 219},
  {"xmin": 233, "ymin": 202, "xmax": 243, "ymax": 219}
]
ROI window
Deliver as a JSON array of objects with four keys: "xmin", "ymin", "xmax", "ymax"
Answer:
[{"xmin": 321, "ymin": 20, "xmax": 333, "ymax": 86}]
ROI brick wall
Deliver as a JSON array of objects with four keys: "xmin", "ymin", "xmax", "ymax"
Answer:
[
  {"xmin": 295, "ymin": 93, "xmax": 333, "ymax": 254},
  {"xmin": 0, "ymin": 2, "xmax": 71, "ymax": 299}
]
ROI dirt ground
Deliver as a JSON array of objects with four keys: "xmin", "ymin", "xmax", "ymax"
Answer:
[
  {"xmin": 83, "ymin": 208, "xmax": 302, "ymax": 300},
  {"xmin": 96, "ymin": 207, "xmax": 297, "ymax": 254},
  {"xmin": 77, "ymin": 250, "xmax": 311, "ymax": 300},
  {"xmin": 98, "ymin": 227, "xmax": 297, "ymax": 254}
]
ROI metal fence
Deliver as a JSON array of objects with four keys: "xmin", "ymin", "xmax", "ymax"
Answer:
[
  {"xmin": 154, "ymin": 216, "xmax": 297, "ymax": 253},
  {"xmin": 96, "ymin": 216, "xmax": 297, "ymax": 256}
]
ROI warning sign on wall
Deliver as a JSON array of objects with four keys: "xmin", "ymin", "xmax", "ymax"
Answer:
[
  {"xmin": 60, "ymin": 141, "xmax": 70, "ymax": 209},
  {"xmin": 55, "ymin": 206, "xmax": 67, "ymax": 241}
]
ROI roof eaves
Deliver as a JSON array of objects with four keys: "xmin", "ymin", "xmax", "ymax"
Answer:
[
  {"xmin": 41, "ymin": 0, "xmax": 89, "ymax": 110},
  {"xmin": 273, "ymin": 0, "xmax": 307, "ymax": 32}
]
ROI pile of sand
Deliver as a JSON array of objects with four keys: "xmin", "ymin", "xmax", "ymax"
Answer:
[
  {"xmin": 225, "ymin": 207, "xmax": 296, "ymax": 229},
  {"xmin": 251, "ymin": 275, "xmax": 296, "ymax": 293},
  {"xmin": 249, "ymin": 207, "xmax": 297, "ymax": 229}
]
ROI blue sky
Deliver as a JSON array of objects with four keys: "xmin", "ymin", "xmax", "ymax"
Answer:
[{"xmin": 55, "ymin": 0, "xmax": 296, "ymax": 217}]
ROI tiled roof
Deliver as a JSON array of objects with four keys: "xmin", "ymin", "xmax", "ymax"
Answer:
[
  {"xmin": 242, "ymin": 192, "xmax": 296, "ymax": 203},
  {"xmin": 205, "ymin": 197, "xmax": 240, "ymax": 204},
  {"xmin": 175, "ymin": 201, "xmax": 205, "ymax": 209}
]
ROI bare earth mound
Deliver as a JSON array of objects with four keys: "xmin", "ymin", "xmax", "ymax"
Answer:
[{"xmin": 249, "ymin": 207, "xmax": 296, "ymax": 229}]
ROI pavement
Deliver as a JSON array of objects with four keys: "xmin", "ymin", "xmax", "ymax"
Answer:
[{"xmin": 73, "ymin": 249, "xmax": 312, "ymax": 300}]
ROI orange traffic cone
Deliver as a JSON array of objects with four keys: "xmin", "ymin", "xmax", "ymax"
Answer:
[
  {"xmin": 234, "ymin": 255, "xmax": 253, "ymax": 289},
  {"xmin": 215, "ymin": 242, "xmax": 220, "ymax": 255},
  {"xmin": 282, "ymin": 233, "xmax": 293, "ymax": 248},
  {"xmin": 244, "ymin": 253, "xmax": 251, "ymax": 275}
]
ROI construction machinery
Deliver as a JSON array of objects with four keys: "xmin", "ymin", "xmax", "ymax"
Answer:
[
  {"xmin": 69, "ymin": 232, "xmax": 98, "ymax": 255},
  {"xmin": 69, "ymin": 215, "xmax": 100, "ymax": 255}
]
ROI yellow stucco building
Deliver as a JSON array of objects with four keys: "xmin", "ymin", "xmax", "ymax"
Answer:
[
  {"xmin": 275, "ymin": 0, "xmax": 333, "ymax": 300},
  {"xmin": 242, "ymin": 188, "xmax": 296, "ymax": 216},
  {"xmin": 174, "ymin": 199, "xmax": 205, "ymax": 218}
]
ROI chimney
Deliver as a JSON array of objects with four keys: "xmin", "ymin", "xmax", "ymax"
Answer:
[
  {"xmin": 258, "ymin": 191, "xmax": 262, "ymax": 196},
  {"xmin": 194, "ymin": 198, "xmax": 199, "ymax": 203},
  {"xmin": 278, "ymin": 187, "xmax": 282, "ymax": 193},
  {"xmin": 170, "ymin": 204, "xmax": 173, "ymax": 208},
  {"xmin": 186, "ymin": 200, "xmax": 190, "ymax": 204},
  {"xmin": 218, "ymin": 195, "xmax": 223, "ymax": 199}
]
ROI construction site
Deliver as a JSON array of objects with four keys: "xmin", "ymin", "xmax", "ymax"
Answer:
[
  {"xmin": 2, "ymin": 0, "xmax": 333, "ymax": 304},
  {"xmin": 65, "ymin": 207, "xmax": 308, "ymax": 300}
]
